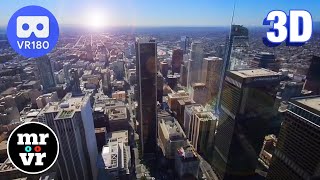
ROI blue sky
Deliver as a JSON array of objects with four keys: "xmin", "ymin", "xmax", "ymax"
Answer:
[{"xmin": 0, "ymin": 0, "xmax": 319, "ymax": 27}]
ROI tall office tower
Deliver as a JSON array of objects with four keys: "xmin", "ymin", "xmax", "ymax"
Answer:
[
  {"xmin": 228, "ymin": 25, "xmax": 249, "ymax": 71},
  {"xmin": 184, "ymin": 104, "xmax": 217, "ymax": 162},
  {"xmin": 36, "ymin": 55, "xmax": 56, "ymax": 91},
  {"xmin": 180, "ymin": 36, "xmax": 190, "ymax": 54},
  {"xmin": 176, "ymin": 99, "xmax": 193, "ymax": 127},
  {"xmin": 69, "ymin": 68, "xmax": 82, "ymax": 96},
  {"xmin": 157, "ymin": 73, "xmax": 164, "ymax": 103},
  {"xmin": 212, "ymin": 69, "xmax": 281, "ymax": 179},
  {"xmin": 267, "ymin": 96, "xmax": 320, "ymax": 180},
  {"xmin": 202, "ymin": 57, "xmax": 223, "ymax": 105},
  {"xmin": 216, "ymin": 44, "xmax": 226, "ymax": 59},
  {"xmin": 86, "ymin": 44, "xmax": 93, "ymax": 61},
  {"xmin": 251, "ymin": 52, "xmax": 280, "ymax": 72},
  {"xmin": 189, "ymin": 41, "xmax": 204, "ymax": 85},
  {"xmin": 160, "ymin": 61, "xmax": 169, "ymax": 79},
  {"xmin": 38, "ymin": 93, "xmax": 98, "ymax": 180},
  {"xmin": 167, "ymin": 74, "xmax": 179, "ymax": 90},
  {"xmin": 63, "ymin": 62, "xmax": 71, "ymax": 85},
  {"xmin": 216, "ymin": 25, "xmax": 249, "ymax": 112},
  {"xmin": 110, "ymin": 60, "xmax": 125, "ymax": 80},
  {"xmin": 172, "ymin": 49, "xmax": 183, "ymax": 73},
  {"xmin": 101, "ymin": 68, "xmax": 112, "ymax": 96},
  {"xmin": 305, "ymin": 56, "xmax": 320, "ymax": 95},
  {"xmin": 180, "ymin": 64, "xmax": 188, "ymax": 87},
  {"xmin": 135, "ymin": 38, "xmax": 157, "ymax": 155},
  {"xmin": 191, "ymin": 83, "xmax": 208, "ymax": 106}
]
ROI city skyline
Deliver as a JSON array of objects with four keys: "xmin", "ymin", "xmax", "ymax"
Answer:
[
  {"xmin": 0, "ymin": 0, "xmax": 320, "ymax": 27},
  {"xmin": 0, "ymin": 1, "xmax": 320, "ymax": 179}
]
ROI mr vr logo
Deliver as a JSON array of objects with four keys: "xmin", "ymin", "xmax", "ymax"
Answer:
[
  {"xmin": 7, "ymin": 6, "xmax": 59, "ymax": 58},
  {"xmin": 263, "ymin": 10, "xmax": 313, "ymax": 47},
  {"xmin": 7, "ymin": 122, "xmax": 59, "ymax": 174}
]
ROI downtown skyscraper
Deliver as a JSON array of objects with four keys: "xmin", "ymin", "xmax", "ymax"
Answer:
[
  {"xmin": 267, "ymin": 96, "xmax": 320, "ymax": 180},
  {"xmin": 212, "ymin": 69, "xmax": 281, "ymax": 179},
  {"xmin": 135, "ymin": 38, "xmax": 158, "ymax": 156},
  {"xmin": 36, "ymin": 55, "xmax": 56, "ymax": 92},
  {"xmin": 216, "ymin": 25, "xmax": 249, "ymax": 111},
  {"xmin": 201, "ymin": 56, "xmax": 223, "ymax": 105},
  {"xmin": 188, "ymin": 41, "xmax": 204, "ymax": 88},
  {"xmin": 38, "ymin": 93, "xmax": 98, "ymax": 180}
]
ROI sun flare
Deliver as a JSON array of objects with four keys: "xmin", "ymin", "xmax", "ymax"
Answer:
[{"xmin": 85, "ymin": 10, "xmax": 108, "ymax": 29}]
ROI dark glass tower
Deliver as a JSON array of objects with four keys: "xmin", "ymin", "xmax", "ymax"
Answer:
[
  {"xmin": 212, "ymin": 68, "xmax": 281, "ymax": 179},
  {"xmin": 135, "ymin": 38, "xmax": 157, "ymax": 156},
  {"xmin": 305, "ymin": 56, "xmax": 320, "ymax": 95},
  {"xmin": 267, "ymin": 96, "xmax": 320, "ymax": 180},
  {"xmin": 216, "ymin": 25, "xmax": 249, "ymax": 111},
  {"xmin": 36, "ymin": 55, "xmax": 56, "ymax": 92},
  {"xmin": 69, "ymin": 68, "xmax": 82, "ymax": 96}
]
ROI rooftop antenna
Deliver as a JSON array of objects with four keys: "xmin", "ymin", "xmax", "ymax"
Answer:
[
  {"xmin": 215, "ymin": 0, "xmax": 237, "ymax": 114},
  {"xmin": 231, "ymin": 0, "xmax": 237, "ymax": 25}
]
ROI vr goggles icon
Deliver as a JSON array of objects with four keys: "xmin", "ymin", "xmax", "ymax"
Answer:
[{"xmin": 16, "ymin": 16, "xmax": 49, "ymax": 38}]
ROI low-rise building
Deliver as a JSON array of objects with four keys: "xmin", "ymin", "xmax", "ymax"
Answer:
[
  {"xmin": 167, "ymin": 90, "xmax": 190, "ymax": 112},
  {"xmin": 112, "ymin": 91, "xmax": 126, "ymax": 102},
  {"xmin": 98, "ymin": 130, "xmax": 131, "ymax": 180},
  {"xmin": 107, "ymin": 105, "xmax": 128, "ymax": 132},
  {"xmin": 158, "ymin": 115, "xmax": 188, "ymax": 159},
  {"xmin": 175, "ymin": 145, "xmax": 200, "ymax": 179},
  {"xmin": 36, "ymin": 92, "xmax": 58, "ymax": 109}
]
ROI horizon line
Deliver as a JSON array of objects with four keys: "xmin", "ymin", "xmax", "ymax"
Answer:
[{"xmin": 0, "ymin": 24, "xmax": 269, "ymax": 29}]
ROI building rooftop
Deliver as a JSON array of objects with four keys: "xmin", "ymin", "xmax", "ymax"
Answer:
[
  {"xmin": 159, "ymin": 116, "xmax": 186, "ymax": 141},
  {"xmin": 295, "ymin": 96, "xmax": 320, "ymax": 113},
  {"xmin": 100, "ymin": 130, "xmax": 130, "ymax": 173},
  {"xmin": 95, "ymin": 127, "xmax": 106, "ymax": 134},
  {"xmin": 204, "ymin": 56, "xmax": 222, "ymax": 61},
  {"xmin": 185, "ymin": 104, "xmax": 206, "ymax": 114},
  {"xmin": 177, "ymin": 144, "xmax": 198, "ymax": 159},
  {"xmin": 195, "ymin": 112, "xmax": 217, "ymax": 121},
  {"xmin": 136, "ymin": 37, "xmax": 156, "ymax": 43},
  {"xmin": 22, "ymin": 80, "xmax": 38, "ymax": 86},
  {"xmin": 168, "ymin": 91, "xmax": 189, "ymax": 98},
  {"xmin": 56, "ymin": 110, "xmax": 75, "ymax": 119},
  {"xmin": 20, "ymin": 108, "xmax": 41, "ymax": 122},
  {"xmin": 94, "ymin": 93, "xmax": 119, "ymax": 109},
  {"xmin": 108, "ymin": 106, "xmax": 127, "ymax": 121},
  {"xmin": 101, "ymin": 142, "xmax": 119, "ymax": 169},
  {"xmin": 192, "ymin": 83, "xmax": 206, "ymax": 87},
  {"xmin": 231, "ymin": 68, "xmax": 279, "ymax": 78},
  {"xmin": 39, "ymin": 93, "xmax": 90, "ymax": 120}
]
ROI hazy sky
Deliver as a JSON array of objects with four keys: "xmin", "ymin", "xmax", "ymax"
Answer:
[{"xmin": 0, "ymin": 0, "xmax": 319, "ymax": 27}]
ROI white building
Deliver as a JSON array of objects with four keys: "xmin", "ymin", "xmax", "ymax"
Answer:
[
  {"xmin": 99, "ymin": 130, "xmax": 131, "ymax": 179},
  {"xmin": 189, "ymin": 41, "xmax": 204, "ymax": 84}
]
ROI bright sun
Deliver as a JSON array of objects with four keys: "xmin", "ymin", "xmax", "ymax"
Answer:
[{"xmin": 85, "ymin": 11, "xmax": 107, "ymax": 29}]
